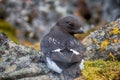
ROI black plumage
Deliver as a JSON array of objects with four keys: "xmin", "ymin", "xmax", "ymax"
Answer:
[{"xmin": 40, "ymin": 16, "xmax": 86, "ymax": 79}]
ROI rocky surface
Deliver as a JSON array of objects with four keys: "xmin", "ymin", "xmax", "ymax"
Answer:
[
  {"xmin": 83, "ymin": 19, "xmax": 120, "ymax": 60},
  {"xmin": 0, "ymin": 19, "xmax": 120, "ymax": 79},
  {"xmin": 0, "ymin": 33, "xmax": 63, "ymax": 80}
]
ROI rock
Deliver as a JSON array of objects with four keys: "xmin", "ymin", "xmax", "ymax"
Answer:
[
  {"xmin": 83, "ymin": 19, "xmax": 120, "ymax": 60},
  {"xmin": 0, "ymin": 33, "xmax": 63, "ymax": 80},
  {"xmin": 86, "ymin": 0, "xmax": 120, "ymax": 23}
]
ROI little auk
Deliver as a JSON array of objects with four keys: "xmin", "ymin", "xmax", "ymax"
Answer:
[{"xmin": 41, "ymin": 16, "xmax": 86, "ymax": 79}]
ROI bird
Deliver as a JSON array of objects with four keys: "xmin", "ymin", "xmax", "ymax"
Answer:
[{"xmin": 40, "ymin": 16, "xmax": 86, "ymax": 79}]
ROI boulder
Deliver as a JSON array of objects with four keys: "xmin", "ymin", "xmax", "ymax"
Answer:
[
  {"xmin": 83, "ymin": 19, "xmax": 120, "ymax": 60},
  {"xmin": 0, "ymin": 33, "xmax": 60, "ymax": 80}
]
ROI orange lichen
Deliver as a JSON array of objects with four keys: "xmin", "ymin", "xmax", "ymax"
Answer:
[
  {"xmin": 22, "ymin": 41, "xmax": 40, "ymax": 51},
  {"xmin": 113, "ymin": 38, "xmax": 119, "ymax": 43}
]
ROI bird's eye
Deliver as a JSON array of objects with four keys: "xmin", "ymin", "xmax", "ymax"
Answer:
[
  {"xmin": 69, "ymin": 23, "xmax": 74, "ymax": 26},
  {"xmin": 66, "ymin": 22, "xmax": 74, "ymax": 26}
]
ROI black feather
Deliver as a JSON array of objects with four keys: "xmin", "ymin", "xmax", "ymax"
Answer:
[{"xmin": 40, "ymin": 16, "xmax": 85, "ymax": 71}]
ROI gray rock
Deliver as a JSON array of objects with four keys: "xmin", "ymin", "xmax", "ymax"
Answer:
[
  {"xmin": 83, "ymin": 18, "xmax": 120, "ymax": 60},
  {"xmin": 86, "ymin": 0, "xmax": 120, "ymax": 22},
  {"xmin": 0, "ymin": 33, "xmax": 62, "ymax": 80}
]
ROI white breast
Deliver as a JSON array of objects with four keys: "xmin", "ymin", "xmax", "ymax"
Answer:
[
  {"xmin": 46, "ymin": 57, "xmax": 63, "ymax": 73},
  {"xmin": 79, "ymin": 59, "xmax": 85, "ymax": 70}
]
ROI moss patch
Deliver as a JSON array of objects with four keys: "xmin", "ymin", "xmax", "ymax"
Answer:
[
  {"xmin": 0, "ymin": 20, "xmax": 19, "ymax": 43},
  {"xmin": 82, "ymin": 60, "xmax": 120, "ymax": 80}
]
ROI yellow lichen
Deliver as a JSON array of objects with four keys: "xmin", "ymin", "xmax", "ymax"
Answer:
[
  {"xmin": 111, "ymin": 27, "xmax": 120, "ymax": 35},
  {"xmin": 81, "ymin": 60, "xmax": 120, "ymax": 80},
  {"xmin": 100, "ymin": 39, "xmax": 109, "ymax": 51},
  {"xmin": 110, "ymin": 22, "xmax": 115, "ymax": 26},
  {"xmin": 101, "ymin": 40, "xmax": 109, "ymax": 48},
  {"xmin": 109, "ymin": 52, "xmax": 115, "ymax": 61}
]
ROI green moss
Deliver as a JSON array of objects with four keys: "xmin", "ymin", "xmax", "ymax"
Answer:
[
  {"xmin": 0, "ymin": 20, "xmax": 19, "ymax": 43},
  {"xmin": 82, "ymin": 60, "xmax": 120, "ymax": 80}
]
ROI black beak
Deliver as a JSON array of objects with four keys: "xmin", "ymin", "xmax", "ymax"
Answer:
[{"xmin": 72, "ymin": 28, "xmax": 84, "ymax": 34}]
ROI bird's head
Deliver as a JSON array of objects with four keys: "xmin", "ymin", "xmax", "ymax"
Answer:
[{"xmin": 56, "ymin": 16, "xmax": 84, "ymax": 35}]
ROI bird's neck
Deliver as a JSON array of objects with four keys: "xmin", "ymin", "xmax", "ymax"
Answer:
[{"xmin": 51, "ymin": 26, "xmax": 74, "ymax": 36}]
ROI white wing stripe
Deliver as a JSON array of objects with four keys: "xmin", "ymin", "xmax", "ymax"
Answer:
[
  {"xmin": 52, "ymin": 48, "xmax": 62, "ymax": 52},
  {"xmin": 70, "ymin": 49, "xmax": 80, "ymax": 55}
]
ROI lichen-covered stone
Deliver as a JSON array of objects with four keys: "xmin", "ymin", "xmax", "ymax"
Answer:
[
  {"xmin": 0, "ymin": 33, "xmax": 62, "ymax": 80},
  {"xmin": 83, "ymin": 19, "xmax": 120, "ymax": 60}
]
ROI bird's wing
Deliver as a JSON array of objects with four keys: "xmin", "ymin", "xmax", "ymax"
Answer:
[
  {"xmin": 66, "ymin": 39, "xmax": 86, "ymax": 55},
  {"xmin": 50, "ymin": 38, "xmax": 85, "ymax": 63},
  {"xmin": 41, "ymin": 35, "xmax": 85, "ymax": 63},
  {"xmin": 40, "ymin": 35, "xmax": 65, "ymax": 55},
  {"xmin": 64, "ymin": 39, "xmax": 85, "ymax": 62}
]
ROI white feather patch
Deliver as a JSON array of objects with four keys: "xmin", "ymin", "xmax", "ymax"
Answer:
[
  {"xmin": 49, "ymin": 37, "xmax": 52, "ymax": 42},
  {"xmin": 79, "ymin": 59, "xmax": 84, "ymax": 70},
  {"xmin": 52, "ymin": 48, "xmax": 62, "ymax": 52},
  {"xmin": 70, "ymin": 49, "xmax": 80, "ymax": 55},
  {"xmin": 46, "ymin": 57, "xmax": 62, "ymax": 73}
]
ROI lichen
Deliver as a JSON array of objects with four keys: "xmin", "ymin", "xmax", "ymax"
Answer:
[
  {"xmin": 82, "ymin": 60, "xmax": 120, "ymax": 80},
  {"xmin": 83, "ymin": 19, "xmax": 120, "ymax": 60}
]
